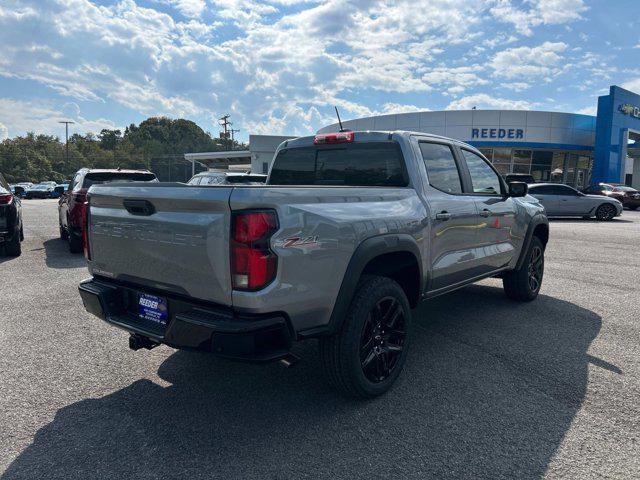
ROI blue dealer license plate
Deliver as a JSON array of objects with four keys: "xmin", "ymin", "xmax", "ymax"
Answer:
[{"xmin": 138, "ymin": 293, "xmax": 168, "ymax": 326}]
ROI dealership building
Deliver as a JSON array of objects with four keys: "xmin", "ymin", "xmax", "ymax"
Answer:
[
  {"xmin": 187, "ymin": 85, "xmax": 640, "ymax": 188},
  {"xmin": 318, "ymin": 85, "xmax": 640, "ymax": 189}
]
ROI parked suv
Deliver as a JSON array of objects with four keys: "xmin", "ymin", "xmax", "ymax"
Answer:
[
  {"xmin": 79, "ymin": 131, "xmax": 548, "ymax": 398},
  {"xmin": 59, "ymin": 168, "xmax": 157, "ymax": 253},
  {"xmin": 0, "ymin": 172, "xmax": 23, "ymax": 256}
]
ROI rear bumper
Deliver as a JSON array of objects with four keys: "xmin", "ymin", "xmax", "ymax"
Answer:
[
  {"xmin": 78, "ymin": 277, "xmax": 293, "ymax": 362},
  {"xmin": 0, "ymin": 226, "xmax": 19, "ymax": 244}
]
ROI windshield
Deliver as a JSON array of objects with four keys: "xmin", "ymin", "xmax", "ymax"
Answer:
[
  {"xmin": 269, "ymin": 142, "xmax": 407, "ymax": 187},
  {"xmin": 81, "ymin": 172, "xmax": 156, "ymax": 189},
  {"xmin": 614, "ymin": 186, "xmax": 637, "ymax": 192}
]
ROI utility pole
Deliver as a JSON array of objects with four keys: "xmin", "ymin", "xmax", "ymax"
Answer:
[
  {"xmin": 230, "ymin": 128, "xmax": 240, "ymax": 150},
  {"xmin": 59, "ymin": 120, "xmax": 74, "ymax": 175},
  {"xmin": 218, "ymin": 114, "xmax": 231, "ymax": 150}
]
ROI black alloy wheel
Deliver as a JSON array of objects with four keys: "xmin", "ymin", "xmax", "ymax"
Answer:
[
  {"xmin": 527, "ymin": 244, "xmax": 544, "ymax": 294},
  {"xmin": 359, "ymin": 296, "xmax": 406, "ymax": 383},
  {"xmin": 595, "ymin": 203, "xmax": 616, "ymax": 221}
]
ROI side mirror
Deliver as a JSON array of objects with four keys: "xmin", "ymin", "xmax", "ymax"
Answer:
[{"xmin": 508, "ymin": 181, "xmax": 528, "ymax": 197}]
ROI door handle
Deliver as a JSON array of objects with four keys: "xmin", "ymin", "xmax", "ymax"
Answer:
[
  {"xmin": 479, "ymin": 209, "xmax": 491, "ymax": 217},
  {"xmin": 435, "ymin": 211, "xmax": 451, "ymax": 221}
]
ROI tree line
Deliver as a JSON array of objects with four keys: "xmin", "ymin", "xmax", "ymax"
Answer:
[{"xmin": 0, "ymin": 117, "xmax": 243, "ymax": 183}]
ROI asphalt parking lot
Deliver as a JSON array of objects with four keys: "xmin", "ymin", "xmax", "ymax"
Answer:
[{"xmin": 1, "ymin": 199, "xmax": 639, "ymax": 479}]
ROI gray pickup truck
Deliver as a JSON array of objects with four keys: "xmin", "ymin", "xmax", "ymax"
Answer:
[{"xmin": 79, "ymin": 130, "xmax": 548, "ymax": 398}]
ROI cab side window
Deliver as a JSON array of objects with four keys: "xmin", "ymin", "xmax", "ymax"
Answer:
[
  {"xmin": 554, "ymin": 185, "xmax": 579, "ymax": 196},
  {"xmin": 419, "ymin": 142, "xmax": 463, "ymax": 194},
  {"xmin": 462, "ymin": 149, "xmax": 502, "ymax": 195}
]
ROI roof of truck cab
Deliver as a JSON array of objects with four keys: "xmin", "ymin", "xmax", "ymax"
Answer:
[{"xmin": 278, "ymin": 130, "xmax": 482, "ymax": 151}]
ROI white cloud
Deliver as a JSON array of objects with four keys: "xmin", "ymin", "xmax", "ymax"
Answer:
[
  {"xmin": 491, "ymin": 0, "xmax": 588, "ymax": 36},
  {"xmin": 491, "ymin": 42, "xmax": 567, "ymax": 80},
  {"xmin": 502, "ymin": 82, "xmax": 530, "ymax": 92},
  {"xmin": 0, "ymin": 99, "xmax": 117, "ymax": 138},
  {"xmin": 576, "ymin": 106, "xmax": 596, "ymax": 116},
  {"xmin": 163, "ymin": 0, "xmax": 206, "ymax": 18},
  {"xmin": 0, "ymin": 122, "xmax": 8, "ymax": 140},
  {"xmin": 622, "ymin": 78, "xmax": 640, "ymax": 93},
  {"xmin": 381, "ymin": 103, "xmax": 428, "ymax": 114},
  {"xmin": 422, "ymin": 66, "xmax": 488, "ymax": 94},
  {"xmin": 446, "ymin": 94, "xmax": 535, "ymax": 110}
]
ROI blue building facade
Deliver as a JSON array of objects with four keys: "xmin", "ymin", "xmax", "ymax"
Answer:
[{"xmin": 593, "ymin": 85, "xmax": 640, "ymax": 185}]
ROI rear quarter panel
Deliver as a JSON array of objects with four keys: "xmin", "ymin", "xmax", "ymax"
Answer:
[{"xmin": 229, "ymin": 186, "xmax": 426, "ymax": 333}]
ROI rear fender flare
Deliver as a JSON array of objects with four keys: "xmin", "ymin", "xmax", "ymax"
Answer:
[{"xmin": 301, "ymin": 234, "xmax": 423, "ymax": 338}]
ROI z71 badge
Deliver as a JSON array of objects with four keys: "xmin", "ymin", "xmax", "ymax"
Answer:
[{"xmin": 282, "ymin": 236, "xmax": 319, "ymax": 248}]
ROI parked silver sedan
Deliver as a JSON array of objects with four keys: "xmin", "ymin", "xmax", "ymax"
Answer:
[{"xmin": 528, "ymin": 183, "xmax": 622, "ymax": 220}]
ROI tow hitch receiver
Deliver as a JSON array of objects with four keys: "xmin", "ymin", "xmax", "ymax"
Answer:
[{"xmin": 129, "ymin": 334, "xmax": 160, "ymax": 351}]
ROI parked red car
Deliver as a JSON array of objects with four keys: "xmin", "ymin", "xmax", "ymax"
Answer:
[
  {"xmin": 582, "ymin": 183, "xmax": 640, "ymax": 210},
  {"xmin": 58, "ymin": 168, "xmax": 157, "ymax": 253}
]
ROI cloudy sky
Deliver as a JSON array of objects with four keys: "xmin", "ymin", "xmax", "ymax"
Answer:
[{"xmin": 0, "ymin": 0, "xmax": 638, "ymax": 142}]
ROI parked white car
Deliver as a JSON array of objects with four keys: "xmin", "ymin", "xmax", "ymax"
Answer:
[{"xmin": 528, "ymin": 183, "xmax": 622, "ymax": 220}]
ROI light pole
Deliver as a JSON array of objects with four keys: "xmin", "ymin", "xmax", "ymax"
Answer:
[{"xmin": 59, "ymin": 120, "xmax": 75, "ymax": 175}]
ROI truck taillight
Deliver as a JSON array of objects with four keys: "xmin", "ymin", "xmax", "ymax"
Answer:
[
  {"xmin": 82, "ymin": 201, "xmax": 90, "ymax": 260},
  {"xmin": 0, "ymin": 194, "xmax": 12, "ymax": 205},
  {"xmin": 231, "ymin": 211, "xmax": 278, "ymax": 290},
  {"xmin": 314, "ymin": 131, "xmax": 354, "ymax": 145}
]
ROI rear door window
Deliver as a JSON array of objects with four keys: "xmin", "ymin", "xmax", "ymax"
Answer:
[
  {"xmin": 269, "ymin": 142, "xmax": 407, "ymax": 187},
  {"xmin": 419, "ymin": 142, "xmax": 462, "ymax": 194},
  {"xmin": 554, "ymin": 185, "xmax": 579, "ymax": 196},
  {"xmin": 529, "ymin": 185, "xmax": 556, "ymax": 195}
]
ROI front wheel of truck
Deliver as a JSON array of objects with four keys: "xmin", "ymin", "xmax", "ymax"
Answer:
[
  {"xmin": 503, "ymin": 236, "xmax": 545, "ymax": 302},
  {"xmin": 319, "ymin": 275, "xmax": 412, "ymax": 399}
]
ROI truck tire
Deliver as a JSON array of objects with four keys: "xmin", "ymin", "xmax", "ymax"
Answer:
[
  {"xmin": 319, "ymin": 275, "xmax": 411, "ymax": 398},
  {"xmin": 503, "ymin": 236, "xmax": 544, "ymax": 302},
  {"xmin": 68, "ymin": 230, "xmax": 83, "ymax": 254},
  {"xmin": 4, "ymin": 230, "xmax": 22, "ymax": 257}
]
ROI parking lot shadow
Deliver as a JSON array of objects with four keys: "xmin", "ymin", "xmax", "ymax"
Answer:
[
  {"xmin": 42, "ymin": 238, "xmax": 86, "ymax": 269},
  {"xmin": 2, "ymin": 284, "xmax": 602, "ymax": 479}
]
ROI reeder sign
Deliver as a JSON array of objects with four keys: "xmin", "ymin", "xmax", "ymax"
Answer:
[{"xmin": 471, "ymin": 128, "xmax": 524, "ymax": 139}]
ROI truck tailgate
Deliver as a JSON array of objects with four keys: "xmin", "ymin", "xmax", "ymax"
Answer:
[{"xmin": 87, "ymin": 183, "xmax": 233, "ymax": 306}]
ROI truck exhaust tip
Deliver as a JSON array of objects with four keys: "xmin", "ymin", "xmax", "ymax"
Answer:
[{"xmin": 279, "ymin": 353, "xmax": 301, "ymax": 368}]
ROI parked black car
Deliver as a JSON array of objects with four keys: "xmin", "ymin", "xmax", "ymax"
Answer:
[
  {"xmin": 25, "ymin": 184, "xmax": 54, "ymax": 199},
  {"xmin": 0, "ymin": 172, "xmax": 23, "ymax": 256}
]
